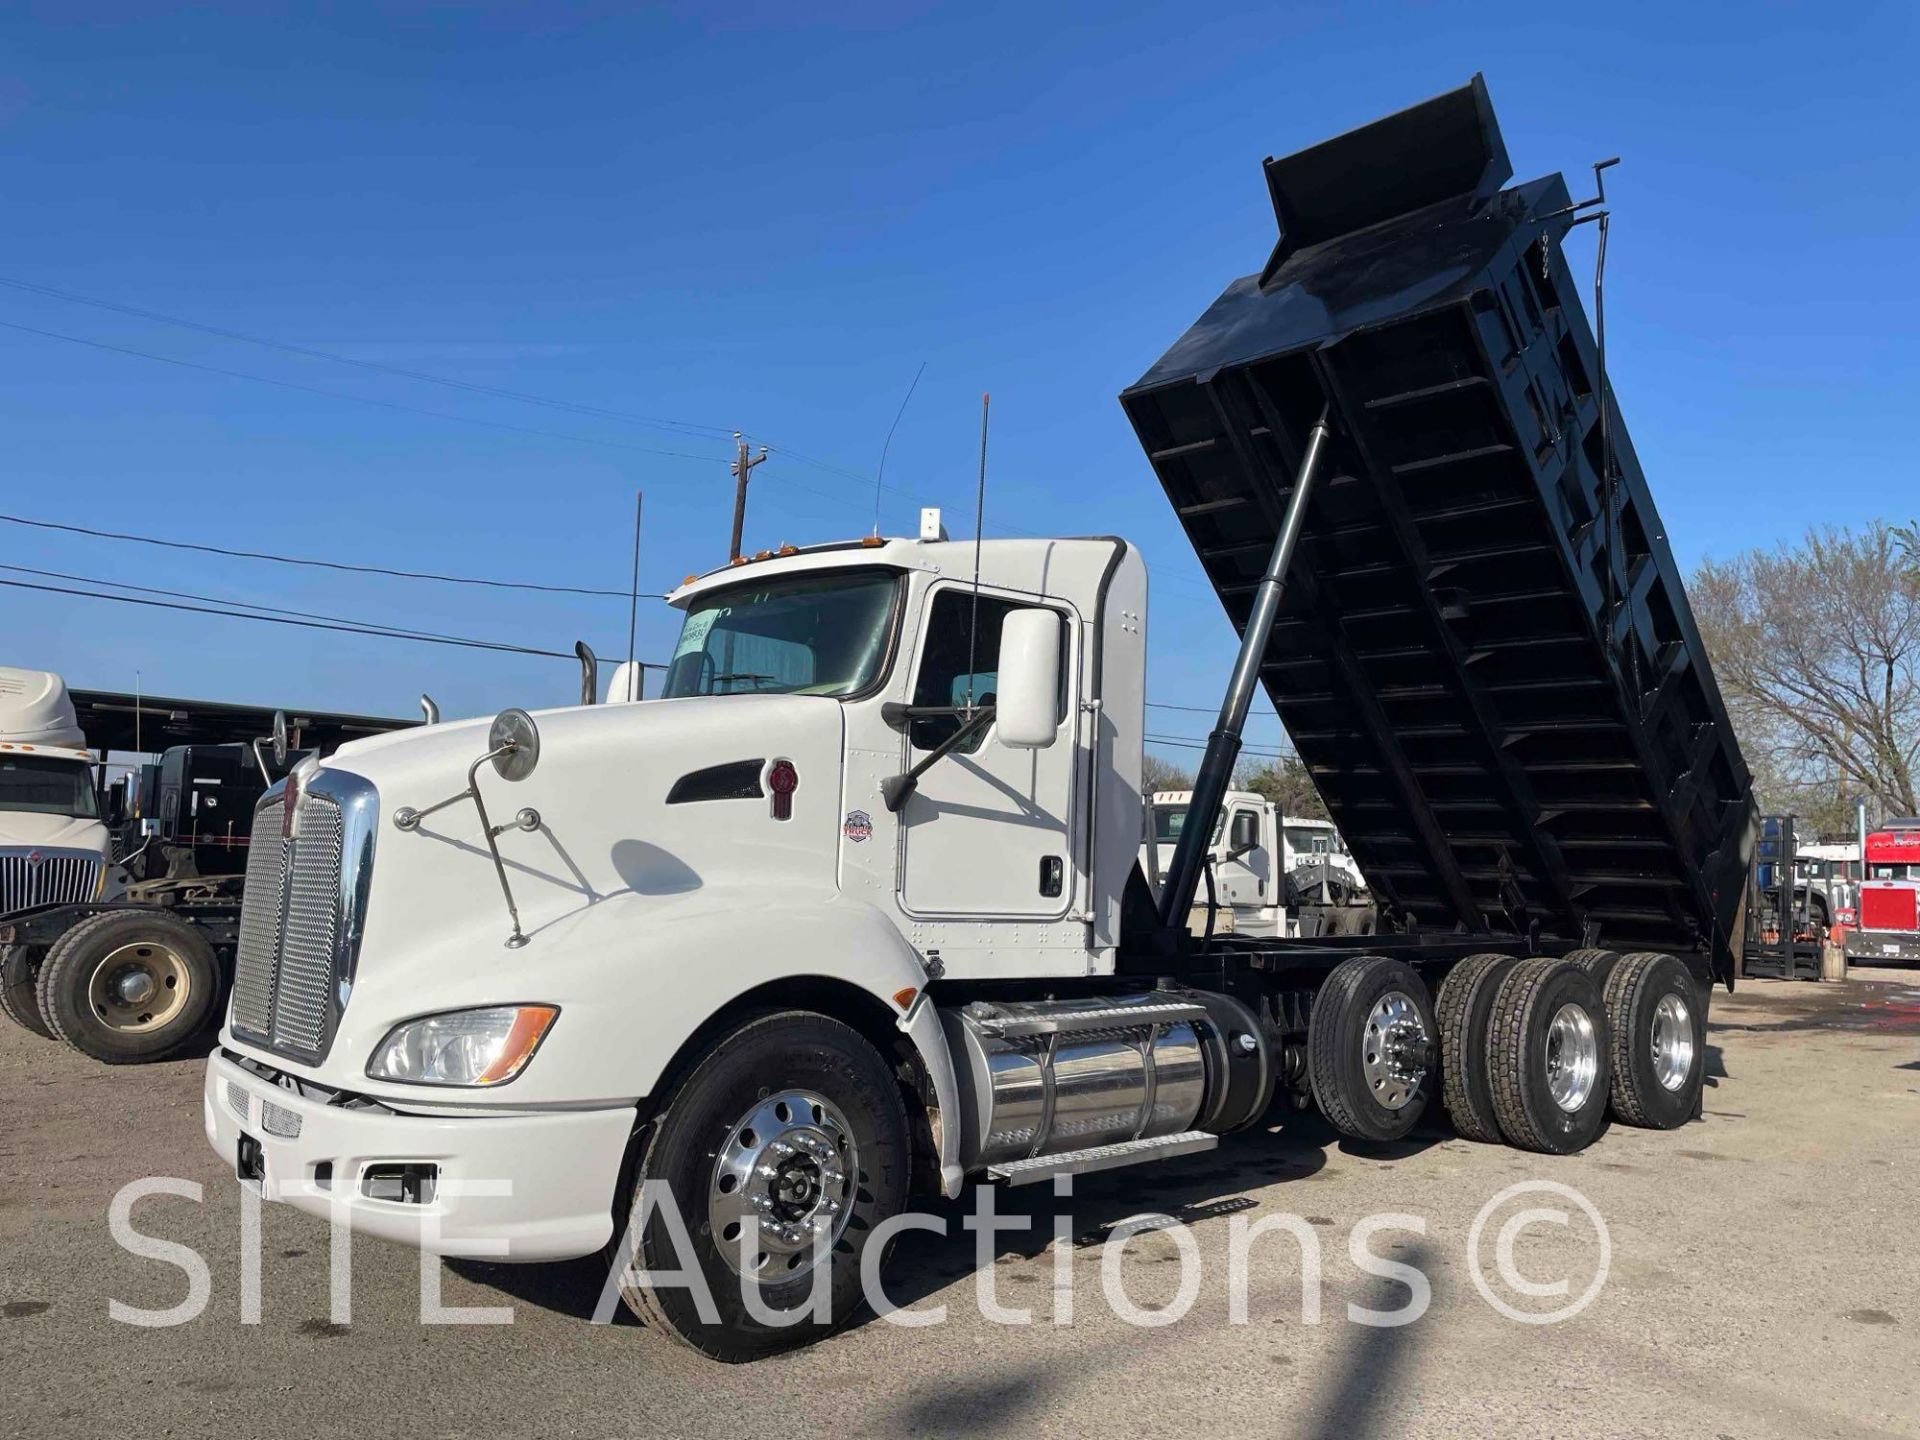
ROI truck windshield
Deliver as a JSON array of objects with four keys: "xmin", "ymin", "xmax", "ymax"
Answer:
[
  {"xmin": 662, "ymin": 571, "xmax": 899, "ymax": 699},
  {"xmin": 0, "ymin": 755, "xmax": 98, "ymax": 819}
]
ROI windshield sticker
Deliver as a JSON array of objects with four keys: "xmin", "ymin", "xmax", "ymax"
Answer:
[
  {"xmin": 672, "ymin": 608, "xmax": 722, "ymax": 659},
  {"xmin": 843, "ymin": 809, "xmax": 873, "ymax": 844}
]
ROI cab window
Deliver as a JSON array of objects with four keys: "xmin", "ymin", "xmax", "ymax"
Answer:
[{"xmin": 910, "ymin": 591, "xmax": 1066, "ymax": 751}]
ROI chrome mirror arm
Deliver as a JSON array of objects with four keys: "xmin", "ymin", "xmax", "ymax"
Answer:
[{"xmin": 391, "ymin": 741, "xmax": 540, "ymax": 950}]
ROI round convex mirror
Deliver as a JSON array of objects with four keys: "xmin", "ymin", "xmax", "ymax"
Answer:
[{"xmin": 489, "ymin": 708, "xmax": 541, "ymax": 782}]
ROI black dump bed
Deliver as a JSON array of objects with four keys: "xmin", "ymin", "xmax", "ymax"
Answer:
[{"xmin": 1121, "ymin": 77, "xmax": 1755, "ymax": 981}]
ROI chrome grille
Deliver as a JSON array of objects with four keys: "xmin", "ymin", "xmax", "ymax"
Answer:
[
  {"xmin": 229, "ymin": 824, "xmax": 288, "ymax": 1040},
  {"xmin": 227, "ymin": 770, "xmax": 376, "ymax": 1065},
  {"xmin": 0, "ymin": 847, "xmax": 102, "ymax": 915},
  {"xmin": 272, "ymin": 796, "xmax": 342, "ymax": 1056}
]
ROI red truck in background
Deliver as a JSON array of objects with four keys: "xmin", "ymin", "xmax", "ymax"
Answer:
[{"xmin": 1850, "ymin": 820, "xmax": 1920, "ymax": 963}]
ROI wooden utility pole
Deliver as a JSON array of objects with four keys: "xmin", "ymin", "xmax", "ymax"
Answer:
[{"xmin": 728, "ymin": 433, "xmax": 768, "ymax": 561}]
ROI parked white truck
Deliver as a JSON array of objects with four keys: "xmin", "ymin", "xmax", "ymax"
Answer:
[
  {"xmin": 202, "ymin": 80, "xmax": 1756, "ymax": 1361},
  {"xmin": 0, "ymin": 667, "xmax": 127, "ymax": 919},
  {"xmin": 1147, "ymin": 789, "xmax": 1368, "ymax": 937}
]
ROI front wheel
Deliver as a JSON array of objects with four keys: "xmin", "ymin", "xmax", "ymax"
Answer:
[
  {"xmin": 618, "ymin": 1010, "xmax": 910, "ymax": 1361},
  {"xmin": 1, "ymin": 944, "xmax": 53, "ymax": 1039},
  {"xmin": 36, "ymin": 910, "xmax": 221, "ymax": 1063}
]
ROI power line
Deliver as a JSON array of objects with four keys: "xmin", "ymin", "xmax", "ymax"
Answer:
[
  {"xmin": 0, "ymin": 512, "xmax": 658, "ymax": 599},
  {"xmin": 2, "ymin": 576, "xmax": 595, "ymax": 661},
  {"xmin": 0, "ymin": 562, "xmax": 558, "ymax": 650},
  {"xmin": 0, "ymin": 317, "xmax": 742, "ymax": 463},
  {"xmin": 1144, "ymin": 733, "xmax": 1295, "ymax": 760},
  {"xmin": 0, "ymin": 317, "xmax": 915, "ymax": 526},
  {"xmin": 0, "ymin": 272, "xmax": 886, "ymax": 487},
  {"xmin": 1146, "ymin": 699, "xmax": 1284, "ymax": 717}
]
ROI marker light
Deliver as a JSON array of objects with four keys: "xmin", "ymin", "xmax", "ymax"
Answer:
[{"xmin": 366, "ymin": 1005, "xmax": 559, "ymax": 1087}]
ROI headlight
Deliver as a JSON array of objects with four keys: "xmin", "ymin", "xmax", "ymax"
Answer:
[{"xmin": 366, "ymin": 1005, "xmax": 558, "ymax": 1087}]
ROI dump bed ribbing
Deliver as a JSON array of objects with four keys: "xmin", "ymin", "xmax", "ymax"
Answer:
[{"xmin": 1121, "ymin": 77, "xmax": 1755, "ymax": 982}]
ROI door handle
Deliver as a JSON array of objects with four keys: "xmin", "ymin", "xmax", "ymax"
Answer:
[{"xmin": 1039, "ymin": 855, "xmax": 1063, "ymax": 898}]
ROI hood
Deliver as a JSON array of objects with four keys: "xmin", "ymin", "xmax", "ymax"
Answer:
[
  {"xmin": 281, "ymin": 694, "xmax": 848, "ymax": 1077},
  {"xmin": 0, "ymin": 812, "xmax": 111, "ymax": 854}
]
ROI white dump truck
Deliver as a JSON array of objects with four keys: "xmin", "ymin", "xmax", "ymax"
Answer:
[
  {"xmin": 0, "ymin": 667, "xmax": 126, "ymax": 919},
  {"xmin": 1147, "ymin": 789, "xmax": 1368, "ymax": 937},
  {"xmin": 202, "ymin": 79, "xmax": 1755, "ymax": 1361}
]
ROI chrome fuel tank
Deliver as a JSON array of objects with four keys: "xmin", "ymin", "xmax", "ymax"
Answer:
[{"xmin": 943, "ymin": 995, "xmax": 1209, "ymax": 1170}]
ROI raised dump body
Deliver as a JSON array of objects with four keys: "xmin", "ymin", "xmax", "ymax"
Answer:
[{"xmin": 1121, "ymin": 77, "xmax": 1755, "ymax": 982}]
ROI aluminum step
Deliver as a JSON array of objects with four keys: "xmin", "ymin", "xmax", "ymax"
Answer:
[
  {"xmin": 969, "ymin": 1000, "xmax": 1209, "ymax": 1040},
  {"xmin": 986, "ymin": 1130, "xmax": 1219, "ymax": 1186}
]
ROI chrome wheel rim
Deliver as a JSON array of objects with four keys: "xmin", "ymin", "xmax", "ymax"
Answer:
[
  {"xmin": 709, "ymin": 1089, "xmax": 857, "ymax": 1278},
  {"xmin": 1361, "ymin": 990, "xmax": 1428, "ymax": 1111},
  {"xmin": 1651, "ymin": 993, "xmax": 1695, "ymax": 1091},
  {"xmin": 1545, "ymin": 1002, "xmax": 1599, "ymax": 1112},
  {"xmin": 86, "ymin": 942, "xmax": 190, "ymax": 1033}
]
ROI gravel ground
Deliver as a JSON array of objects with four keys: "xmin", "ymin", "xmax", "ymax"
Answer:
[{"xmin": 3, "ymin": 966, "xmax": 1918, "ymax": 1439}]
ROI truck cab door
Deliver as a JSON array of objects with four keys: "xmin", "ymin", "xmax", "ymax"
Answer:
[
  {"xmin": 897, "ymin": 586, "xmax": 1079, "ymax": 919},
  {"xmin": 1215, "ymin": 804, "xmax": 1268, "ymax": 908}
]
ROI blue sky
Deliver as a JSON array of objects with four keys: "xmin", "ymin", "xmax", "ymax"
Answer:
[{"xmin": 4, "ymin": 1, "xmax": 1914, "ymax": 768}]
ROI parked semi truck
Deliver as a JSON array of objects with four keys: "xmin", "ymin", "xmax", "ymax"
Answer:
[
  {"xmin": 1147, "ymin": 789, "xmax": 1369, "ymax": 936},
  {"xmin": 203, "ymin": 78, "xmax": 1754, "ymax": 1361},
  {"xmin": 0, "ymin": 667, "xmax": 132, "ymax": 915},
  {"xmin": 3, "ymin": 695, "xmax": 417, "ymax": 1062},
  {"xmin": 1852, "ymin": 819, "xmax": 1920, "ymax": 962}
]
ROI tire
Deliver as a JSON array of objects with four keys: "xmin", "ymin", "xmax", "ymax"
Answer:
[
  {"xmin": 1435, "ymin": 952, "xmax": 1525, "ymax": 1143},
  {"xmin": 1563, "ymin": 947, "xmax": 1624, "ymax": 992},
  {"xmin": 34, "ymin": 909, "xmax": 221, "ymax": 1064},
  {"xmin": 1308, "ymin": 955, "xmax": 1437, "ymax": 1143},
  {"xmin": 1603, "ymin": 952, "xmax": 1706, "ymax": 1129},
  {"xmin": 1485, "ymin": 957, "xmax": 1612, "ymax": 1155},
  {"xmin": 1, "ymin": 945, "xmax": 53, "ymax": 1039},
  {"xmin": 618, "ymin": 1010, "xmax": 910, "ymax": 1361}
]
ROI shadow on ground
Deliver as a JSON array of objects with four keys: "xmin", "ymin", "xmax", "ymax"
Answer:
[{"xmin": 452, "ymin": 1104, "xmax": 1449, "ymax": 1331}]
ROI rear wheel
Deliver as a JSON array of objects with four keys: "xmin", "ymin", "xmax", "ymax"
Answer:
[
  {"xmin": 1308, "ymin": 955, "xmax": 1436, "ymax": 1143},
  {"xmin": 1485, "ymin": 957, "xmax": 1612, "ymax": 1155},
  {"xmin": 618, "ymin": 1010, "xmax": 910, "ymax": 1362},
  {"xmin": 35, "ymin": 910, "xmax": 220, "ymax": 1064},
  {"xmin": 1603, "ymin": 952, "xmax": 1706, "ymax": 1129},
  {"xmin": 0, "ymin": 944, "xmax": 52, "ymax": 1039},
  {"xmin": 1563, "ymin": 947, "xmax": 1624, "ymax": 992},
  {"xmin": 1435, "ymin": 952, "xmax": 1525, "ymax": 1143}
]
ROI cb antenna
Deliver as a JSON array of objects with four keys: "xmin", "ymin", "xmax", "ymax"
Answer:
[
  {"xmin": 624, "ymin": 489, "xmax": 643, "ymax": 701},
  {"xmin": 964, "ymin": 392, "xmax": 989, "ymax": 714},
  {"xmin": 873, "ymin": 361, "xmax": 927, "ymax": 537}
]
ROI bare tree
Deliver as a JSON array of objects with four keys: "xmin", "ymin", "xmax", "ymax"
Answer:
[
  {"xmin": 1692, "ymin": 522, "xmax": 1920, "ymax": 824},
  {"xmin": 1236, "ymin": 754, "xmax": 1330, "ymax": 821},
  {"xmin": 1140, "ymin": 753, "xmax": 1194, "ymax": 798}
]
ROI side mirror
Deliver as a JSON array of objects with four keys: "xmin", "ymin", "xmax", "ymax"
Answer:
[
  {"xmin": 489, "ymin": 708, "xmax": 541, "ymax": 781},
  {"xmin": 994, "ymin": 608, "xmax": 1060, "ymax": 750},
  {"xmin": 270, "ymin": 711, "xmax": 289, "ymax": 769}
]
